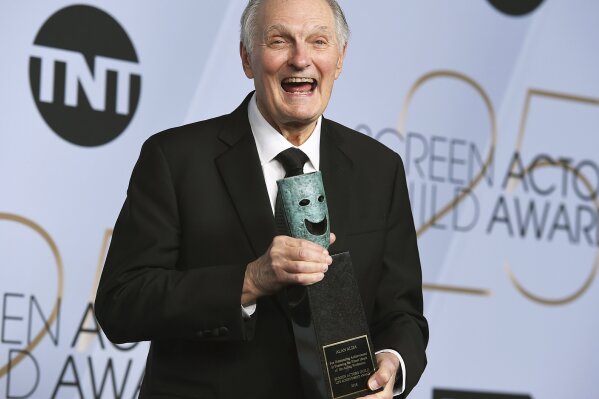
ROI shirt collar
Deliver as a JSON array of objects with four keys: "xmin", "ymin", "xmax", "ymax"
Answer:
[{"xmin": 248, "ymin": 92, "xmax": 321, "ymax": 170}]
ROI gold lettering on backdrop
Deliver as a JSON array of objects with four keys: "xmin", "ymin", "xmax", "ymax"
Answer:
[
  {"xmin": 0, "ymin": 213, "xmax": 64, "ymax": 378},
  {"xmin": 505, "ymin": 90, "xmax": 599, "ymax": 305},
  {"xmin": 77, "ymin": 229, "xmax": 112, "ymax": 352},
  {"xmin": 398, "ymin": 70, "xmax": 497, "ymax": 297}
]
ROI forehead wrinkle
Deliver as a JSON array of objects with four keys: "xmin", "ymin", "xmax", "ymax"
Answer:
[
  {"xmin": 263, "ymin": 23, "xmax": 334, "ymax": 38},
  {"xmin": 313, "ymin": 25, "xmax": 332, "ymax": 34}
]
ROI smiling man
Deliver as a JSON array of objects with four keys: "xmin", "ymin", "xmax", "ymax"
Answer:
[
  {"xmin": 95, "ymin": 0, "xmax": 428, "ymax": 398},
  {"xmin": 239, "ymin": 0, "xmax": 344, "ymax": 146}
]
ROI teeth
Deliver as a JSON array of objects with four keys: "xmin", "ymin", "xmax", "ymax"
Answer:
[{"xmin": 283, "ymin": 77, "xmax": 315, "ymax": 83}]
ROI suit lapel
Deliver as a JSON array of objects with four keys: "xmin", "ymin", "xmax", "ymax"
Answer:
[
  {"xmin": 320, "ymin": 119, "xmax": 353, "ymax": 254},
  {"xmin": 215, "ymin": 95, "xmax": 275, "ymax": 258}
]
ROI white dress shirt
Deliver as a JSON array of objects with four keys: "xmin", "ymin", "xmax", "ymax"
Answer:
[
  {"xmin": 244, "ymin": 93, "xmax": 406, "ymax": 395},
  {"xmin": 248, "ymin": 93, "xmax": 321, "ymax": 212}
]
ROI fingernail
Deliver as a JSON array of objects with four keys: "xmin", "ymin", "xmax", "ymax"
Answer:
[
  {"xmin": 369, "ymin": 380, "xmax": 380, "ymax": 391},
  {"xmin": 323, "ymin": 249, "xmax": 329, "ymax": 255},
  {"xmin": 323, "ymin": 265, "xmax": 328, "ymax": 272},
  {"xmin": 327, "ymin": 256, "xmax": 333, "ymax": 264}
]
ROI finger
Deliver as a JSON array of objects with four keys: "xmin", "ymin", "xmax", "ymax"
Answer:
[
  {"xmin": 287, "ymin": 271, "xmax": 325, "ymax": 285},
  {"xmin": 286, "ymin": 260, "xmax": 330, "ymax": 274},
  {"xmin": 284, "ymin": 237, "xmax": 333, "ymax": 258},
  {"xmin": 367, "ymin": 360, "xmax": 395, "ymax": 392},
  {"xmin": 330, "ymin": 232, "xmax": 337, "ymax": 244},
  {"xmin": 282, "ymin": 236, "xmax": 327, "ymax": 251},
  {"xmin": 270, "ymin": 239, "xmax": 328, "ymax": 261},
  {"xmin": 299, "ymin": 249, "xmax": 332, "ymax": 265},
  {"xmin": 361, "ymin": 352, "xmax": 399, "ymax": 399},
  {"xmin": 358, "ymin": 371, "xmax": 395, "ymax": 399},
  {"xmin": 291, "ymin": 245, "xmax": 332, "ymax": 264}
]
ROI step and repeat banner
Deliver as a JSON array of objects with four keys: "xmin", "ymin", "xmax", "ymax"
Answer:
[{"xmin": 1, "ymin": 1, "xmax": 598, "ymax": 398}]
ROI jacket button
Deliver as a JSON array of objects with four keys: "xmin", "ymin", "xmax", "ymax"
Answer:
[
  {"xmin": 219, "ymin": 326, "xmax": 229, "ymax": 336},
  {"xmin": 196, "ymin": 331, "xmax": 204, "ymax": 338}
]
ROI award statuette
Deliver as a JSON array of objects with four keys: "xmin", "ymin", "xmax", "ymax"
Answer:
[{"xmin": 276, "ymin": 172, "xmax": 380, "ymax": 399}]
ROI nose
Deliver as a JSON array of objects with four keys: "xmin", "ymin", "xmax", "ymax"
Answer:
[{"xmin": 288, "ymin": 43, "xmax": 311, "ymax": 70}]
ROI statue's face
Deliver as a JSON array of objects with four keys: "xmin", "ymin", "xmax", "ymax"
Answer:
[{"xmin": 278, "ymin": 171, "xmax": 330, "ymax": 248}]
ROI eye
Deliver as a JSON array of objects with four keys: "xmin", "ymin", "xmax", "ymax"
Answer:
[
  {"xmin": 299, "ymin": 199, "xmax": 310, "ymax": 206},
  {"xmin": 268, "ymin": 37, "xmax": 287, "ymax": 48},
  {"xmin": 318, "ymin": 195, "xmax": 324, "ymax": 202},
  {"xmin": 314, "ymin": 39, "xmax": 328, "ymax": 48}
]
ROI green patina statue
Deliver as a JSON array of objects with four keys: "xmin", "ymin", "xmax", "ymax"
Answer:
[{"xmin": 276, "ymin": 171, "xmax": 330, "ymax": 249}]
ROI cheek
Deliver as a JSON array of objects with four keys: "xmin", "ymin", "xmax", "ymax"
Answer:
[
  {"xmin": 258, "ymin": 53, "xmax": 285, "ymax": 75},
  {"xmin": 316, "ymin": 54, "xmax": 341, "ymax": 72},
  {"xmin": 257, "ymin": 68, "xmax": 283, "ymax": 93}
]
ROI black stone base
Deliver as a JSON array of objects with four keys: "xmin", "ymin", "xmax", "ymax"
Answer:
[{"xmin": 287, "ymin": 252, "xmax": 380, "ymax": 399}]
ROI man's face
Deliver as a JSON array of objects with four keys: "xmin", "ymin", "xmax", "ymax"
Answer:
[{"xmin": 241, "ymin": 0, "xmax": 346, "ymax": 135}]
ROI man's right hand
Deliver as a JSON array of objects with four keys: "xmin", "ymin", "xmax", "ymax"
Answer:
[{"xmin": 241, "ymin": 233, "xmax": 336, "ymax": 306}]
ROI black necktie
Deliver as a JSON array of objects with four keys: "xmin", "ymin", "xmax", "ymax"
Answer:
[
  {"xmin": 274, "ymin": 148, "xmax": 309, "ymax": 234},
  {"xmin": 275, "ymin": 147, "xmax": 309, "ymax": 177}
]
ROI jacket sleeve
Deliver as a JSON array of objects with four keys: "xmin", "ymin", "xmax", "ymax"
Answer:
[
  {"xmin": 370, "ymin": 154, "xmax": 429, "ymax": 397},
  {"xmin": 94, "ymin": 136, "xmax": 256, "ymax": 344}
]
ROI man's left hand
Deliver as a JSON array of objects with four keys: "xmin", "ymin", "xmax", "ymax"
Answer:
[{"xmin": 358, "ymin": 352, "xmax": 400, "ymax": 399}]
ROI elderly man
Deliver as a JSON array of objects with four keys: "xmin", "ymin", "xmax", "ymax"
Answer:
[{"xmin": 95, "ymin": 0, "xmax": 428, "ymax": 398}]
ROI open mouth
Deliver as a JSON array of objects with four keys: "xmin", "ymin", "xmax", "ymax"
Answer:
[
  {"xmin": 281, "ymin": 77, "xmax": 317, "ymax": 94},
  {"xmin": 304, "ymin": 216, "xmax": 327, "ymax": 236}
]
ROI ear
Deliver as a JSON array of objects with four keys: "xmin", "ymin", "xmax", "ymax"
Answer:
[
  {"xmin": 334, "ymin": 44, "xmax": 347, "ymax": 80},
  {"xmin": 240, "ymin": 42, "xmax": 254, "ymax": 79}
]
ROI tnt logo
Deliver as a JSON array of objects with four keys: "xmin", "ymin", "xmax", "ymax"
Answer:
[
  {"xmin": 487, "ymin": 0, "xmax": 544, "ymax": 16},
  {"xmin": 29, "ymin": 5, "xmax": 141, "ymax": 147}
]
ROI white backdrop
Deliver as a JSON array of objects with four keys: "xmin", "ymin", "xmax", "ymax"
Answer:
[{"xmin": 1, "ymin": 1, "xmax": 598, "ymax": 398}]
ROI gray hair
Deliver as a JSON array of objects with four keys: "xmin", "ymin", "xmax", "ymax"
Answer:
[{"xmin": 240, "ymin": 0, "xmax": 350, "ymax": 54}]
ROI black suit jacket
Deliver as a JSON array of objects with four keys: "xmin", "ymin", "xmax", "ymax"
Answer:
[{"xmin": 95, "ymin": 93, "xmax": 428, "ymax": 398}]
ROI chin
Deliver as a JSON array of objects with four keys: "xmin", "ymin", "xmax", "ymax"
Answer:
[
  {"xmin": 284, "ymin": 114, "xmax": 319, "ymax": 127},
  {"xmin": 283, "ymin": 106, "xmax": 322, "ymax": 121}
]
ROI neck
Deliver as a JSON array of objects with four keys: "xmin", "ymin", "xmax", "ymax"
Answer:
[
  {"xmin": 255, "ymin": 99, "xmax": 318, "ymax": 146},
  {"xmin": 278, "ymin": 121, "xmax": 317, "ymax": 146}
]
